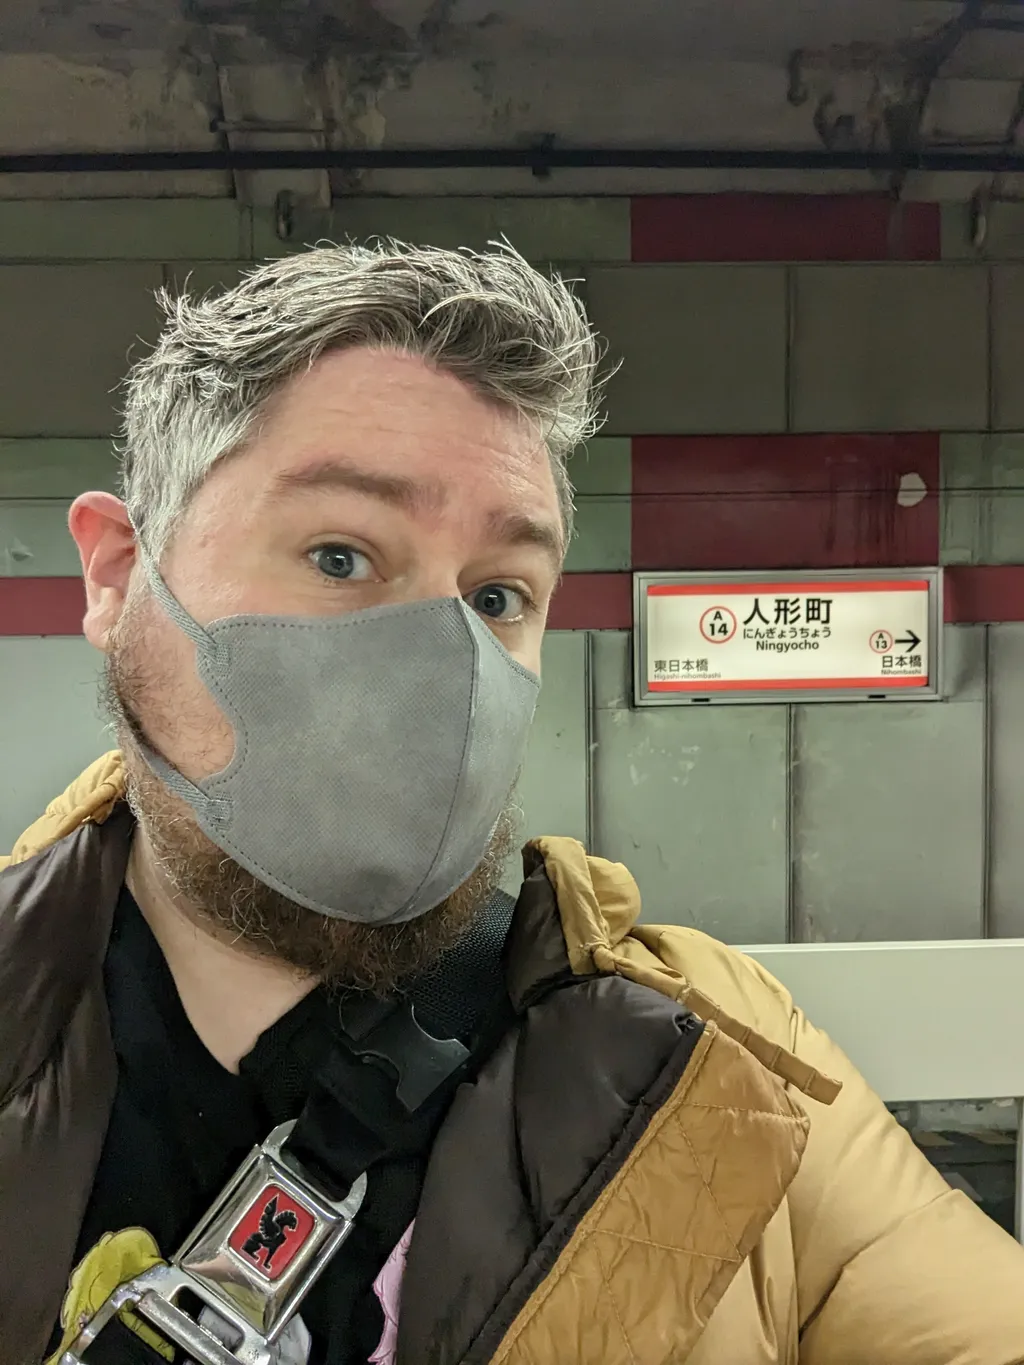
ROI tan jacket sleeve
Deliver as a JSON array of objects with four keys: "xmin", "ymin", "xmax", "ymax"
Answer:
[
  {"xmin": 642, "ymin": 927, "xmax": 1024, "ymax": 1364},
  {"xmin": 782, "ymin": 988, "xmax": 1024, "ymax": 1365}
]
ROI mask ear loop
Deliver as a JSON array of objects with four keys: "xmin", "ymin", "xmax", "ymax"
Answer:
[
  {"xmin": 132, "ymin": 533, "xmax": 217, "ymax": 655},
  {"xmin": 126, "ymin": 529, "xmax": 232, "ymax": 828}
]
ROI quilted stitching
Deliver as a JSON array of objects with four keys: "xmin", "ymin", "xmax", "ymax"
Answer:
[{"xmin": 492, "ymin": 1025, "xmax": 808, "ymax": 1364}]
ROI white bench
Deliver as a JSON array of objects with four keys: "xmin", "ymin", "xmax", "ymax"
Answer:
[{"xmin": 743, "ymin": 939, "xmax": 1024, "ymax": 1242}]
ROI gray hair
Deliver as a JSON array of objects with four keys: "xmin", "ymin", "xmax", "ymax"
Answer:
[{"xmin": 120, "ymin": 239, "xmax": 605, "ymax": 559}]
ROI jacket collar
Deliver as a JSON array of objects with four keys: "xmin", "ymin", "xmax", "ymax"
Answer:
[{"xmin": 0, "ymin": 805, "xmax": 132, "ymax": 1105}]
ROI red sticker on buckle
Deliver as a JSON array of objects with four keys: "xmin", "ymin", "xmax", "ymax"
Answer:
[{"xmin": 228, "ymin": 1184, "xmax": 316, "ymax": 1280}]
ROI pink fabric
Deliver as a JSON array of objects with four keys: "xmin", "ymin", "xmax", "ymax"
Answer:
[{"xmin": 368, "ymin": 1221, "xmax": 415, "ymax": 1365}]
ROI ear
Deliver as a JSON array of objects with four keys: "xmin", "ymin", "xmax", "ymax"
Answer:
[{"xmin": 68, "ymin": 492, "xmax": 137, "ymax": 651}]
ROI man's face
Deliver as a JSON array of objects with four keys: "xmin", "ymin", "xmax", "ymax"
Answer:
[{"xmin": 90, "ymin": 347, "xmax": 564, "ymax": 988}]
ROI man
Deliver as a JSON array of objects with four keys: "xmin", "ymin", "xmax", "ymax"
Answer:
[{"xmin": 1, "ymin": 240, "xmax": 1022, "ymax": 1365}]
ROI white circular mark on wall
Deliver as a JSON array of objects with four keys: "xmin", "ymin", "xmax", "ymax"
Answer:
[{"xmin": 897, "ymin": 472, "xmax": 928, "ymax": 508}]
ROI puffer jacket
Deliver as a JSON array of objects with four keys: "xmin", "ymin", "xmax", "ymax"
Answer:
[{"xmin": 2, "ymin": 753, "xmax": 1024, "ymax": 1365}]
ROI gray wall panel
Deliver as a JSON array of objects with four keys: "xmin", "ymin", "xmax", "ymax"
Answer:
[
  {"xmin": 0, "ymin": 499, "xmax": 75, "ymax": 575},
  {"xmin": 0, "ymin": 200, "xmax": 251, "ymax": 261},
  {"xmin": 942, "ymin": 202, "xmax": 1024, "ymax": 261},
  {"xmin": 564, "ymin": 439, "xmax": 632, "ymax": 498},
  {"xmin": 0, "ymin": 637, "xmax": 109, "ymax": 854},
  {"xmin": 591, "ymin": 630, "xmax": 633, "ymax": 710},
  {"xmin": 792, "ymin": 627, "xmax": 987, "ymax": 942},
  {"xmin": 791, "ymin": 264, "xmax": 988, "ymax": 432},
  {"xmin": 988, "ymin": 624, "xmax": 1024, "ymax": 937},
  {"xmin": 564, "ymin": 437, "xmax": 632, "ymax": 571},
  {"xmin": 260, "ymin": 197, "xmax": 631, "ymax": 261},
  {"xmin": 590, "ymin": 632, "xmax": 788, "ymax": 942},
  {"xmin": 992, "ymin": 266, "xmax": 1024, "ymax": 430},
  {"xmin": 0, "ymin": 265, "xmax": 163, "ymax": 436},
  {"xmin": 941, "ymin": 434, "xmax": 1024, "ymax": 565},
  {"xmin": 516, "ymin": 631, "xmax": 589, "ymax": 846},
  {"xmin": 0, "ymin": 439, "xmax": 118, "ymax": 498},
  {"xmin": 587, "ymin": 264, "xmax": 787, "ymax": 435},
  {"xmin": 563, "ymin": 496, "xmax": 631, "ymax": 572}
]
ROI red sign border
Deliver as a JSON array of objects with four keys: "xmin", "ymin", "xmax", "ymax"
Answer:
[
  {"xmin": 648, "ymin": 578, "xmax": 929, "ymax": 597},
  {"xmin": 648, "ymin": 675, "xmax": 928, "ymax": 693},
  {"xmin": 645, "ymin": 578, "xmax": 930, "ymax": 692}
]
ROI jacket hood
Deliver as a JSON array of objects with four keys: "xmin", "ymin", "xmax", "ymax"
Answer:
[{"xmin": 2, "ymin": 751, "xmax": 124, "ymax": 872}]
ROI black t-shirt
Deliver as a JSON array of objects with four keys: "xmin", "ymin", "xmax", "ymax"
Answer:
[{"xmin": 59, "ymin": 886, "xmax": 510, "ymax": 1364}]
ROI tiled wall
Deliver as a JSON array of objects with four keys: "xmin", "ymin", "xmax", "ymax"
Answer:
[{"xmin": 3, "ymin": 193, "xmax": 1024, "ymax": 946}]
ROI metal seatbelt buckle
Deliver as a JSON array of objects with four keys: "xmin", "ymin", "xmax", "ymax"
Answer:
[{"xmin": 60, "ymin": 1120, "xmax": 367, "ymax": 1365}]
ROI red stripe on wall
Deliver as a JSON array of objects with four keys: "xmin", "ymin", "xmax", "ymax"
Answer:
[
  {"xmin": 632, "ymin": 434, "xmax": 940, "ymax": 573},
  {"xmin": 9, "ymin": 568, "xmax": 1024, "ymax": 636},
  {"xmin": 1, "ymin": 574, "xmax": 635, "ymax": 636},
  {"xmin": 548, "ymin": 573, "xmax": 632, "ymax": 630},
  {"xmin": 630, "ymin": 194, "xmax": 941, "ymax": 263},
  {"xmin": 945, "ymin": 567, "xmax": 1024, "ymax": 623},
  {"xmin": 0, "ymin": 576, "xmax": 86, "ymax": 635},
  {"xmin": 552, "ymin": 568, "xmax": 1024, "ymax": 632}
]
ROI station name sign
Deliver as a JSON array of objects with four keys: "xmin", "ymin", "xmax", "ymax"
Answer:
[{"xmin": 633, "ymin": 570, "xmax": 942, "ymax": 705}]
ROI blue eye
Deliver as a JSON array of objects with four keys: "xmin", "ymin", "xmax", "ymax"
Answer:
[
  {"xmin": 310, "ymin": 545, "xmax": 373, "ymax": 581},
  {"xmin": 469, "ymin": 584, "xmax": 525, "ymax": 621}
]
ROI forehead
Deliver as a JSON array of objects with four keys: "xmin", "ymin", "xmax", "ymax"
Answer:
[
  {"xmin": 254, "ymin": 347, "xmax": 554, "ymax": 492},
  {"xmin": 186, "ymin": 348, "xmax": 566, "ymax": 565}
]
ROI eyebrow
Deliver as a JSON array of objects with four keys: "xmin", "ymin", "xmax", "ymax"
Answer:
[
  {"xmin": 268, "ymin": 457, "xmax": 444, "ymax": 516},
  {"xmin": 269, "ymin": 457, "xmax": 565, "ymax": 567},
  {"xmin": 485, "ymin": 510, "xmax": 564, "ymax": 568}
]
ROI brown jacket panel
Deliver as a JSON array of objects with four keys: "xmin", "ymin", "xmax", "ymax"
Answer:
[{"xmin": 0, "ymin": 810, "xmax": 129, "ymax": 1363}]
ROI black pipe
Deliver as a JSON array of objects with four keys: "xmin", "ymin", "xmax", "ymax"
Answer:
[{"xmin": 5, "ymin": 145, "xmax": 1024, "ymax": 175}]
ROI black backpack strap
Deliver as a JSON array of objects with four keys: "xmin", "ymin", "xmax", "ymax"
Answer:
[{"xmin": 285, "ymin": 887, "xmax": 517, "ymax": 1193}]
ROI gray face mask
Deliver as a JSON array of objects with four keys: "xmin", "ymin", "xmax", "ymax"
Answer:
[{"xmin": 135, "ymin": 564, "xmax": 540, "ymax": 925}]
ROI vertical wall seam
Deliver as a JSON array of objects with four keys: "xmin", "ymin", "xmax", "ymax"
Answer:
[
  {"xmin": 986, "ymin": 263, "xmax": 995, "ymax": 433},
  {"xmin": 242, "ymin": 204, "xmax": 255, "ymax": 260},
  {"xmin": 784, "ymin": 264, "xmax": 795, "ymax": 434},
  {"xmin": 938, "ymin": 432, "xmax": 949, "ymax": 566},
  {"xmin": 982, "ymin": 622, "xmax": 994, "ymax": 938},
  {"xmin": 980, "ymin": 433, "xmax": 993, "ymax": 564},
  {"xmin": 785, "ymin": 702, "xmax": 797, "ymax": 943},
  {"xmin": 584, "ymin": 628, "xmax": 596, "ymax": 853}
]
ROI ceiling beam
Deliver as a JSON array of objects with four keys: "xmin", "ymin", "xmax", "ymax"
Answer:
[{"xmin": 7, "ymin": 145, "xmax": 1024, "ymax": 175}]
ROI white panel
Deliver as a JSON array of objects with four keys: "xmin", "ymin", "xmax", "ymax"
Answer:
[
  {"xmin": 0, "ymin": 637, "xmax": 109, "ymax": 854},
  {"xmin": 745, "ymin": 939, "xmax": 1024, "ymax": 1104},
  {"xmin": 990, "ymin": 624, "xmax": 1024, "ymax": 937}
]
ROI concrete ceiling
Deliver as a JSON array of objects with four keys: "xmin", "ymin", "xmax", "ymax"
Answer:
[{"xmin": 1, "ymin": 0, "xmax": 1023, "ymax": 200}]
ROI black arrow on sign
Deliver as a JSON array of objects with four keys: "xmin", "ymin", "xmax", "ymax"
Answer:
[{"xmin": 895, "ymin": 630, "xmax": 921, "ymax": 652}]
